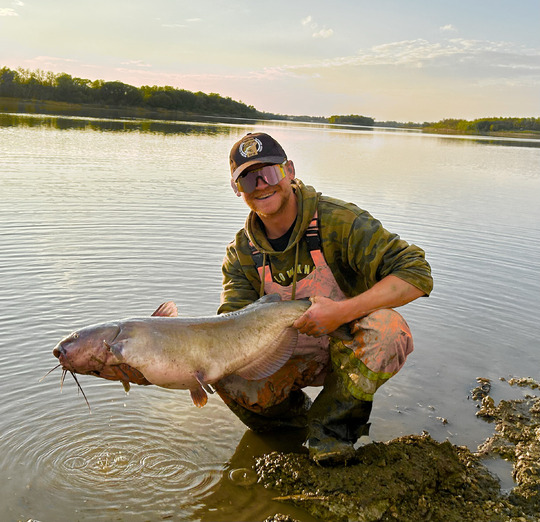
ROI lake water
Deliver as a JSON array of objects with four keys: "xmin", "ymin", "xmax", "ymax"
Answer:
[{"xmin": 1, "ymin": 112, "xmax": 539, "ymax": 522}]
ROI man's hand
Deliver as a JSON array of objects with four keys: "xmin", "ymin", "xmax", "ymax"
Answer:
[{"xmin": 293, "ymin": 296, "xmax": 346, "ymax": 337}]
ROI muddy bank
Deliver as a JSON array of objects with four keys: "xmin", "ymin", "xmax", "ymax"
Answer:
[
  {"xmin": 477, "ymin": 377, "xmax": 540, "ymax": 508},
  {"xmin": 256, "ymin": 378, "xmax": 540, "ymax": 522},
  {"xmin": 258, "ymin": 434, "xmax": 512, "ymax": 522}
]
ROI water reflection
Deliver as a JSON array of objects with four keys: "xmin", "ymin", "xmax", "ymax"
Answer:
[
  {"xmin": 196, "ymin": 428, "xmax": 320, "ymax": 522},
  {"xmin": 0, "ymin": 111, "xmax": 239, "ymax": 136},
  {"xmin": 2, "ymin": 112, "xmax": 539, "ymax": 148}
]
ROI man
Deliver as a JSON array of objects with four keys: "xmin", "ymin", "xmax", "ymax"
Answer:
[{"xmin": 216, "ymin": 132, "xmax": 433, "ymax": 463}]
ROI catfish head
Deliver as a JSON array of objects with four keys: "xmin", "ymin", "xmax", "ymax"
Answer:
[
  {"xmin": 53, "ymin": 322, "xmax": 151, "ymax": 389},
  {"xmin": 52, "ymin": 301, "xmax": 177, "ymax": 391}
]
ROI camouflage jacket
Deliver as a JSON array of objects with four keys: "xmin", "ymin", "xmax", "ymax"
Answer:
[{"xmin": 218, "ymin": 180, "xmax": 433, "ymax": 314}]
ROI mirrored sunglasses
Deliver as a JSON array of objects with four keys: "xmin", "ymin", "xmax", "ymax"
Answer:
[{"xmin": 232, "ymin": 162, "xmax": 287, "ymax": 195}]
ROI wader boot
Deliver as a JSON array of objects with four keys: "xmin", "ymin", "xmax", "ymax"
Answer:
[
  {"xmin": 306, "ymin": 370, "xmax": 372, "ymax": 465},
  {"xmin": 221, "ymin": 389, "xmax": 312, "ymax": 433}
]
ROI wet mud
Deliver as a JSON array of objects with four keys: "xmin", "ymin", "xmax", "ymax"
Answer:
[
  {"xmin": 477, "ymin": 377, "xmax": 540, "ymax": 510},
  {"xmin": 257, "ymin": 377, "xmax": 540, "ymax": 522}
]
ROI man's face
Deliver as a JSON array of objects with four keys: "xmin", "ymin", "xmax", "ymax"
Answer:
[{"xmin": 239, "ymin": 162, "xmax": 295, "ymax": 218}]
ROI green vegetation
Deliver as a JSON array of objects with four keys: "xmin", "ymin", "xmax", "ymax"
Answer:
[
  {"xmin": 328, "ymin": 114, "xmax": 375, "ymax": 126},
  {"xmin": 0, "ymin": 66, "xmax": 260, "ymax": 118},
  {"xmin": 0, "ymin": 66, "xmax": 366, "ymax": 125},
  {"xmin": 424, "ymin": 117, "xmax": 540, "ymax": 135},
  {"xmin": 0, "ymin": 66, "xmax": 326, "ymax": 123},
  {"xmin": 374, "ymin": 120, "xmax": 425, "ymax": 129}
]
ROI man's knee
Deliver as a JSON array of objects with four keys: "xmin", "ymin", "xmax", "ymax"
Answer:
[{"xmin": 348, "ymin": 308, "xmax": 414, "ymax": 376}]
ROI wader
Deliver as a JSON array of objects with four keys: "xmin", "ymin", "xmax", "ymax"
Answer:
[{"xmin": 215, "ymin": 212, "xmax": 414, "ymax": 455}]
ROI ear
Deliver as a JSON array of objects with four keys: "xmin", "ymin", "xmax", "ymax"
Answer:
[{"xmin": 285, "ymin": 160, "xmax": 295, "ymax": 180}]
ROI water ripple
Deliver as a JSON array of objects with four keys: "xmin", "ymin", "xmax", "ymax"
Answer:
[{"xmin": 0, "ymin": 383, "xmax": 236, "ymax": 521}]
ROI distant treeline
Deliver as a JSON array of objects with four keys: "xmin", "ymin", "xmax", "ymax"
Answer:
[
  {"xmin": 426, "ymin": 117, "xmax": 540, "ymax": 133},
  {"xmin": 0, "ymin": 66, "xmax": 264, "ymax": 119},
  {"xmin": 328, "ymin": 114, "xmax": 375, "ymax": 126},
  {"xmin": 0, "ymin": 66, "xmax": 334, "ymax": 123}
]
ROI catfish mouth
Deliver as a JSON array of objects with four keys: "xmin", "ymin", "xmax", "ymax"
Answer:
[{"xmin": 53, "ymin": 324, "xmax": 122, "ymax": 373}]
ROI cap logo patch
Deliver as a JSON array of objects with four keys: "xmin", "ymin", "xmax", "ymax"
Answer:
[{"xmin": 239, "ymin": 137, "xmax": 262, "ymax": 158}]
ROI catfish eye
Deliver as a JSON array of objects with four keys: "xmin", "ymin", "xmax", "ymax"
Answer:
[{"xmin": 71, "ymin": 332, "xmax": 79, "ymax": 340}]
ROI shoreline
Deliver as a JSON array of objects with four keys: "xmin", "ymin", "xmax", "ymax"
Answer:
[
  {"xmin": 0, "ymin": 96, "xmax": 240, "ymax": 126},
  {"xmin": 422, "ymin": 126, "xmax": 540, "ymax": 140},
  {"xmin": 1, "ymin": 97, "xmax": 539, "ymax": 140}
]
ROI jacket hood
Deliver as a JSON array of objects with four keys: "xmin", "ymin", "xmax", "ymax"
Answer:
[{"xmin": 244, "ymin": 179, "xmax": 320, "ymax": 255}]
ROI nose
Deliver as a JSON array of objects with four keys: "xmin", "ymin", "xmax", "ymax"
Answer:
[
  {"xmin": 53, "ymin": 344, "xmax": 65, "ymax": 358},
  {"xmin": 254, "ymin": 175, "xmax": 269, "ymax": 190}
]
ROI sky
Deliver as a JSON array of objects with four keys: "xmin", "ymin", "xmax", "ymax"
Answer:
[{"xmin": 1, "ymin": 0, "xmax": 539, "ymax": 122}]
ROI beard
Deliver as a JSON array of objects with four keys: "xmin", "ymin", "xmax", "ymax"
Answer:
[{"xmin": 244, "ymin": 183, "xmax": 293, "ymax": 218}]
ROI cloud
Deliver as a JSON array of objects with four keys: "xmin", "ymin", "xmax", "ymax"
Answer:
[
  {"xmin": 146, "ymin": 38, "xmax": 538, "ymax": 88},
  {"xmin": 1, "ymin": 1, "xmax": 24, "ymax": 16},
  {"xmin": 301, "ymin": 14, "xmax": 333, "ymax": 39},
  {"xmin": 276, "ymin": 38, "xmax": 540, "ymax": 74},
  {"xmin": 440, "ymin": 24, "xmax": 457, "ymax": 33},
  {"xmin": 30, "ymin": 56, "xmax": 78, "ymax": 66},
  {"xmin": 11, "ymin": 56, "xmax": 81, "ymax": 76},
  {"xmin": 313, "ymin": 28, "xmax": 334, "ymax": 39},
  {"xmin": 120, "ymin": 60, "xmax": 151, "ymax": 68},
  {"xmin": 161, "ymin": 17, "xmax": 202, "ymax": 28}
]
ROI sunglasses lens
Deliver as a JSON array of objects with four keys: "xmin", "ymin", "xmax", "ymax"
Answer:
[
  {"xmin": 236, "ymin": 164, "xmax": 286, "ymax": 194},
  {"xmin": 238, "ymin": 172, "xmax": 257, "ymax": 193}
]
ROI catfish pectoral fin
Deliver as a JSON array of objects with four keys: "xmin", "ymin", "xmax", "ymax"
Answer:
[
  {"xmin": 104, "ymin": 340, "xmax": 126, "ymax": 361},
  {"xmin": 190, "ymin": 386, "xmax": 208, "ymax": 408},
  {"xmin": 113, "ymin": 363, "xmax": 152, "ymax": 386},
  {"xmin": 235, "ymin": 326, "xmax": 297, "ymax": 381},
  {"xmin": 194, "ymin": 370, "xmax": 215, "ymax": 394}
]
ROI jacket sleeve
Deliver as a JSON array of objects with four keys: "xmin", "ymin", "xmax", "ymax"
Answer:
[
  {"xmin": 347, "ymin": 211, "xmax": 433, "ymax": 296},
  {"xmin": 218, "ymin": 241, "xmax": 260, "ymax": 314}
]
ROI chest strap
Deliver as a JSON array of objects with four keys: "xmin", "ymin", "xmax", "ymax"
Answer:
[
  {"xmin": 247, "ymin": 212, "xmax": 321, "ymax": 270},
  {"xmin": 247, "ymin": 212, "xmax": 321, "ymax": 298}
]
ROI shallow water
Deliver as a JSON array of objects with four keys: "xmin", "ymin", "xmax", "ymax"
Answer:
[{"xmin": 1, "ymin": 113, "xmax": 539, "ymax": 521}]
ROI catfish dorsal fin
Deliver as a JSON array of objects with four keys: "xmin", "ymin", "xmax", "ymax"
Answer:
[
  {"xmin": 235, "ymin": 327, "xmax": 297, "ymax": 380},
  {"xmin": 257, "ymin": 293, "xmax": 282, "ymax": 304},
  {"xmin": 152, "ymin": 301, "xmax": 178, "ymax": 317}
]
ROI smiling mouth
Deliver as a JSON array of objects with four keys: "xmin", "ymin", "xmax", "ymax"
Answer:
[{"xmin": 255, "ymin": 190, "xmax": 276, "ymax": 200}]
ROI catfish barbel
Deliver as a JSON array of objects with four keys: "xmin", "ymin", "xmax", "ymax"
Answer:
[{"xmin": 51, "ymin": 294, "xmax": 350, "ymax": 408}]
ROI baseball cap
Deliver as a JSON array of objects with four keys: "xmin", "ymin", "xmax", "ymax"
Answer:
[{"xmin": 229, "ymin": 132, "xmax": 287, "ymax": 181}]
